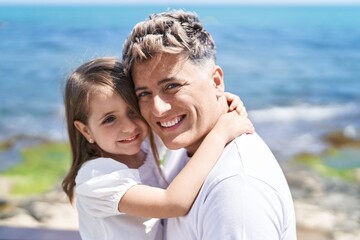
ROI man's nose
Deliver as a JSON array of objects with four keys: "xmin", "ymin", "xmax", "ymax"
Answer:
[{"xmin": 152, "ymin": 95, "xmax": 171, "ymax": 117}]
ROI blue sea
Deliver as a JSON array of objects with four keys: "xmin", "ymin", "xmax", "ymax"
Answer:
[{"xmin": 0, "ymin": 4, "xmax": 359, "ymax": 169}]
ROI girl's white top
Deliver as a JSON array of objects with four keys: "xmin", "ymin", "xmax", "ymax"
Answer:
[{"xmin": 75, "ymin": 139, "xmax": 168, "ymax": 240}]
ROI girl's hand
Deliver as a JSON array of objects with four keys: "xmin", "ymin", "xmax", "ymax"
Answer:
[
  {"xmin": 213, "ymin": 111, "xmax": 255, "ymax": 144},
  {"xmin": 225, "ymin": 92, "xmax": 247, "ymax": 117}
]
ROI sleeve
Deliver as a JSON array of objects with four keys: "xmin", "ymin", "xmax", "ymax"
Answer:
[
  {"xmin": 199, "ymin": 175, "xmax": 284, "ymax": 240},
  {"xmin": 75, "ymin": 169, "xmax": 141, "ymax": 218}
]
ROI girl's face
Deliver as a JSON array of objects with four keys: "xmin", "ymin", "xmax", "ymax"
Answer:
[{"xmin": 75, "ymin": 86, "xmax": 148, "ymax": 159}]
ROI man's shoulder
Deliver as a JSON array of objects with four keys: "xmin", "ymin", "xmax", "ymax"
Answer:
[
  {"xmin": 203, "ymin": 133, "xmax": 287, "ymax": 194},
  {"xmin": 201, "ymin": 137, "xmax": 244, "ymax": 189},
  {"xmin": 234, "ymin": 133, "xmax": 286, "ymax": 184},
  {"xmin": 206, "ymin": 133, "xmax": 268, "ymax": 175},
  {"xmin": 234, "ymin": 132, "xmax": 274, "ymax": 157}
]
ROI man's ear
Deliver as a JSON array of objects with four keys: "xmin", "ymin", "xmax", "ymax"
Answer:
[
  {"xmin": 74, "ymin": 120, "xmax": 95, "ymax": 143},
  {"xmin": 212, "ymin": 65, "xmax": 225, "ymax": 97}
]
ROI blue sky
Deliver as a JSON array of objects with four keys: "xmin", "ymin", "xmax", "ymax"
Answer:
[{"xmin": 1, "ymin": 0, "xmax": 360, "ymax": 4}]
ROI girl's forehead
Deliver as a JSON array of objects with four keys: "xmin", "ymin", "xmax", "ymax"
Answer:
[
  {"xmin": 90, "ymin": 87, "xmax": 130, "ymax": 109},
  {"xmin": 88, "ymin": 86, "xmax": 116, "ymax": 110},
  {"xmin": 92, "ymin": 84, "xmax": 115, "ymax": 95}
]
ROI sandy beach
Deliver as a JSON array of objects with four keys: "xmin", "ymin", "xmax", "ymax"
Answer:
[
  {"xmin": 1, "ymin": 162, "xmax": 360, "ymax": 240},
  {"xmin": 1, "ymin": 130, "xmax": 359, "ymax": 240}
]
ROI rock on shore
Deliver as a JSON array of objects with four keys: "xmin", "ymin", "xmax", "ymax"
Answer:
[
  {"xmin": 284, "ymin": 164, "xmax": 360, "ymax": 240},
  {"xmin": 0, "ymin": 186, "xmax": 78, "ymax": 230}
]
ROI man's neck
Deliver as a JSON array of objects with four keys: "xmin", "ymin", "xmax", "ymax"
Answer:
[
  {"xmin": 185, "ymin": 137, "xmax": 204, "ymax": 157},
  {"xmin": 186, "ymin": 99, "xmax": 228, "ymax": 157}
]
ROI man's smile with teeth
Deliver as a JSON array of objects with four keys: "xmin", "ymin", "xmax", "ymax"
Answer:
[{"xmin": 159, "ymin": 116, "xmax": 184, "ymax": 128}]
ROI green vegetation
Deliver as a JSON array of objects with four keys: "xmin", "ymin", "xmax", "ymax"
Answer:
[
  {"xmin": 1, "ymin": 142, "xmax": 71, "ymax": 196},
  {"xmin": 295, "ymin": 148, "xmax": 360, "ymax": 182}
]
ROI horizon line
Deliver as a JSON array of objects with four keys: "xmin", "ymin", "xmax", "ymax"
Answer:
[
  {"xmin": 1, "ymin": 2, "xmax": 360, "ymax": 5},
  {"xmin": 1, "ymin": 0, "xmax": 360, "ymax": 5}
]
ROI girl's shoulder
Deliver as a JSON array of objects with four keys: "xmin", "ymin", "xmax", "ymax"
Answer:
[{"xmin": 76, "ymin": 157, "xmax": 129, "ymax": 184}]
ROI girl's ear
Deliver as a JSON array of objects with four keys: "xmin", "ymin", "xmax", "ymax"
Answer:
[
  {"xmin": 212, "ymin": 65, "xmax": 225, "ymax": 97},
  {"xmin": 74, "ymin": 120, "xmax": 95, "ymax": 143}
]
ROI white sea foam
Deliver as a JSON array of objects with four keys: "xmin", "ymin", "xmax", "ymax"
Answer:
[
  {"xmin": 248, "ymin": 102, "xmax": 360, "ymax": 160},
  {"xmin": 249, "ymin": 102, "xmax": 359, "ymax": 123},
  {"xmin": 0, "ymin": 105, "xmax": 67, "ymax": 142}
]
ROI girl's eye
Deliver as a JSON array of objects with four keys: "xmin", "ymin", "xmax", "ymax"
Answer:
[{"xmin": 103, "ymin": 116, "xmax": 115, "ymax": 124}]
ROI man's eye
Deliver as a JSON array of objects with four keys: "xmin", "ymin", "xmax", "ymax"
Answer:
[
  {"xmin": 166, "ymin": 83, "xmax": 181, "ymax": 90},
  {"xmin": 103, "ymin": 116, "xmax": 115, "ymax": 124},
  {"xmin": 137, "ymin": 91, "xmax": 150, "ymax": 98}
]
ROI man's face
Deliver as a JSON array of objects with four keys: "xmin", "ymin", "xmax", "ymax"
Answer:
[{"xmin": 132, "ymin": 54, "xmax": 224, "ymax": 155}]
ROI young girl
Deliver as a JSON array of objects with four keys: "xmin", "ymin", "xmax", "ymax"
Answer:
[{"xmin": 62, "ymin": 57, "xmax": 254, "ymax": 240}]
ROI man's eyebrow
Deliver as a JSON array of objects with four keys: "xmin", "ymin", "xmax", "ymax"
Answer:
[
  {"xmin": 158, "ymin": 77, "xmax": 178, "ymax": 85},
  {"xmin": 134, "ymin": 86, "xmax": 147, "ymax": 92},
  {"xmin": 134, "ymin": 77, "xmax": 180, "ymax": 92}
]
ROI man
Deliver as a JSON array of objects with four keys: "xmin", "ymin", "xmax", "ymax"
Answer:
[{"xmin": 122, "ymin": 10, "xmax": 297, "ymax": 240}]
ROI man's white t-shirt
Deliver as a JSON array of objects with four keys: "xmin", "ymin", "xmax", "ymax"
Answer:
[
  {"xmin": 164, "ymin": 133, "xmax": 297, "ymax": 240},
  {"xmin": 75, "ymin": 139, "xmax": 167, "ymax": 240}
]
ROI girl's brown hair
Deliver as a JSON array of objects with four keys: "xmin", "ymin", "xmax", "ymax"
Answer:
[{"xmin": 62, "ymin": 57, "xmax": 162, "ymax": 202}]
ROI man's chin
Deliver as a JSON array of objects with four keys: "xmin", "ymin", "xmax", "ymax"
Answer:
[
  {"xmin": 162, "ymin": 141, "xmax": 184, "ymax": 150},
  {"xmin": 162, "ymin": 137, "xmax": 199, "ymax": 155},
  {"xmin": 160, "ymin": 136, "xmax": 188, "ymax": 150}
]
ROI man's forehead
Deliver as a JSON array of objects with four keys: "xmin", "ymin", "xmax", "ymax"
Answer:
[
  {"xmin": 132, "ymin": 54, "xmax": 188, "ymax": 82},
  {"xmin": 135, "ymin": 53, "xmax": 186, "ymax": 68}
]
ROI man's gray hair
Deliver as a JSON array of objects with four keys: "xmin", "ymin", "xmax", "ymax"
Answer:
[{"xmin": 122, "ymin": 9, "xmax": 216, "ymax": 76}]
